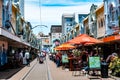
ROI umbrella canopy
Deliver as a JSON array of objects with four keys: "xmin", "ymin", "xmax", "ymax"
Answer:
[
  {"xmin": 68, "ymin": 34, "xmax": 103, "ymax": 45},
  {"xmin": 54, "ymin": 43, "xmax": 76, "ymax": 50}
]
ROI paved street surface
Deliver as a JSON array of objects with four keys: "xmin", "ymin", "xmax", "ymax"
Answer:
[
  {"xmin": 23, "ymin": 61, "xmax": 48, "ymax": 80},
  {"xmin": 47, "ymin": 57, "xmax": 115, "ymax": 80},
  {"xmin": 8, "ymin": 55, "xmax": 117, "ymax": 80}
]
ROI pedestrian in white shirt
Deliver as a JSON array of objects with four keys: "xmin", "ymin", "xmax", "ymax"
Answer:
[{"xmin": 25, "ymin": 50, "xmax": 30, "ymax": 66}]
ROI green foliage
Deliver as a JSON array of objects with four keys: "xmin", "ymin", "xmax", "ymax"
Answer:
[
  {"xmin": 72, "ymin": 49, "xmax": 81, "ymax": 57},
  {"xmin": 109, "ymin": 57, "xmax": 120, "ymax": 77}
]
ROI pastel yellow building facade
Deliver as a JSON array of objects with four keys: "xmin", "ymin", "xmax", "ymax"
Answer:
[
  {"xmin": 95, "ymin": 3, "xmax": 105, "ymax": 38},
  {"xmin": 83, "ymin": 16, "xmax": 89, "ymax": 34}
]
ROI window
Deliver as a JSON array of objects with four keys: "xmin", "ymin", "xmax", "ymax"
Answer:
[
  {"xmin": 53, "ymin": 36, "xmax": 55, "ymax": 38},
  {"xmin": 109, "ymin": 3, "xmax": 115, "ymax": 21},
  {"xmin": 51, "ymin": 27, "xmax": 62, "ymax": 33},
  {"xmin": 99, "ymin": 21, "xmax": 101, "ymax": 28},
  {"xmin": 103, "ymin": 18, "xmax": 105, "ymax": 27},
  {"xmin": 101, "ymin": 19, "xmax": 103, "ymax": 27},
  {"xmin": 66, "ymin": 23, "xmax": 72, "ymax": 26},
  {"xmin": 66, "ymin": 18, "xmax": 73, "ymax": 22}
]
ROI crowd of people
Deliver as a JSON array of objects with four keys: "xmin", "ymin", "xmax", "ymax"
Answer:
[
  {"xmin": 9, "ymin": 49, "xmax": 31, "ymax": 68},
  {"xmin": 37, "ymin": 51, "xmax": 46, "ymax": 64}
]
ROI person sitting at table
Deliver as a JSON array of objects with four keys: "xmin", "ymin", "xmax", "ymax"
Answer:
[{"xmin": 56, "ymin": 51, "xmax": 61, "ymax": 67}]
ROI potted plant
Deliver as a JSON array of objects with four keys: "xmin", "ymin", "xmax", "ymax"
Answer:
[
  {"xmin": 109, "ymin": 56, "xmax": 120, "ymax": 77},
  {"xmin": 72, "ymin": 49, "xmax": 81, "ymax": 57}
]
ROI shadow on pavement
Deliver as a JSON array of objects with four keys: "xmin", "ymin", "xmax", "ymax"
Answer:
[{"xmin": 0, "ymin": 65, "xmax": 25, "ymax": 79}]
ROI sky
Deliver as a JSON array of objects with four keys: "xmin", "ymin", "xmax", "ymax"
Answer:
[{"xmin": 24, "ymin": 0, "xmax": 103, "ymax": 35}]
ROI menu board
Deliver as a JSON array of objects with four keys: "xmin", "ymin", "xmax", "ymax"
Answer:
[
  {"xmin": 88, "ymin": 56, "xmax": 101, "ymax": 69},
  {"xmin": 62, "ymin": 54, "xmax": 69, "ymax": 63}
]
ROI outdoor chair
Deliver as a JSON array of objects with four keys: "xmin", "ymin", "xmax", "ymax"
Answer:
[{"xmin": 72, "ymin": 59, "xmax": 84, "ymax": 76}]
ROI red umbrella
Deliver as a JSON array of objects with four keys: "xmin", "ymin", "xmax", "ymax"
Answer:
[
  {"xmin": 68, "ymin": 34, "xmax": 103, "ymax": 45},
  {"xmin": 54, "ymin": 43, "xmax": 76, "ymax": 50}
]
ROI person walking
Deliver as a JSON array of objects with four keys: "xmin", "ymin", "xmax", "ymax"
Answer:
[
  {"xmin": 37, "ymin": 51, "xmax": 40, "ymax": 61},
  {"xmin": 25, "ymin": 49, "xmax": 30, "ymax": 66},
  {"xmin": 19, "ymin": 50, "xmax": 23, "ymax": 66}
]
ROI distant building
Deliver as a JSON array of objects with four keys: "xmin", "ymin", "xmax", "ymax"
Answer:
[
  {"xmin": 74, "ymin": 13, "xmax": 88, "ymax": 34},
  {"xmin": 51, "ymin": 25, "xmax": 62, "ymax": 33},
  {"xmin": 36, "ymin": 32, "xmax": 50, "ymax": 52},
  {"xmin": 61, "ymin": 13, "xmax": 88, "ymax": 42},
  {"xmin": 62, "ymin": 14, "xmax": 75, "ymax": 42},
  {"xmin": 62, "ymin": 14, "xmax": 75, "ymax": 36},
  {"xmin": 50, "ymin": 25, "xmax": 62, "ymax": 52},
  {"xmin": 88, "ymin": 4, "xmax": 98, "ymax": 38}
]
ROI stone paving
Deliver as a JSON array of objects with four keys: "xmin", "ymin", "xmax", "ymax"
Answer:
[
  {"xmin": 23, "ymin": 61, "xmax": 48, "ymax": 80},
  {"xmin": 47, "ymin": 57, "xmax": 115, "ymax": 80},
  {"xmin": 4, "ymin": 55, "xmax": 119, "ymax": 80},
  {"xmin": 8, "ymin": 59, "xmax": 38, "ymax": 80}
]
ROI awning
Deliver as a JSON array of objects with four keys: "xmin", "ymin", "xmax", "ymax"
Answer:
[
  {"xmin": 54, "ymin": 43, "xmax": 76, "ymax": 50},
  {"xmin": 103, "ymin": 34, "xmax": 120, "ymax": 42},
  {"xmin": 0, "ymin": 27, "xmax": 30, "ymax": 47}
]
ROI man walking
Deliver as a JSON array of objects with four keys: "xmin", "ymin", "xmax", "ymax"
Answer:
[{"xmin": 25, "ymin": 49, "xmax": 30, "ymax": 66}]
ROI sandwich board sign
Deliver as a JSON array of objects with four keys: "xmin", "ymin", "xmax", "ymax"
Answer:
[{"xmin": 88, "ymin": 56, "xmax": 101, "ymax": 69}]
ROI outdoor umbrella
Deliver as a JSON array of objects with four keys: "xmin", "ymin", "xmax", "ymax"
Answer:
[
  {"xmin": 67, "ymin": 34, "xmax": 103, "ymax": 45},
  {"xmin": 54, "ymin": 43, "xmax": 76, "ymax": 50}
]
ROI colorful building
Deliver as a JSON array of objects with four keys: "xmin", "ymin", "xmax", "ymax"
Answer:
[
  {"xmin": 95, "ymin": 3, "xmax": 105, "ymax": 38},
  {"xmin": 50, "ymin": 25, "xmax": 62, "ymax": 52},
  {"xmin": 0, "ymin": 1, "xmax": 40, "ymax": 69},
  {"xmin": 62, "ymin": 14, "xmax": 75, "ymax": 42},
  {"xmin": 104, "ymin": 0, "xmax": 120, "ymax": 36}
]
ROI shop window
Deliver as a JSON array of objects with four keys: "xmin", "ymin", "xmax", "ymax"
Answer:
[
  {"xmin": 66, "ymin": 18, "xmax": 73, "ymax": 22},
  {"xmin": 99, "ymin": 21, "xmax": 101, "ymax": 28},
  {"xmin": 103, "ymin": 19, "xmax": 105, "ymax": 26}
]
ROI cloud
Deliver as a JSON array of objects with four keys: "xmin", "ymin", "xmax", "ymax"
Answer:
[
  {"xmin": 26, "ymin": 0, "xmax": 102, "ymax": 7},
  {"xmin": 25, "ymin": 0, "xmax": 103, "ymax": 35}
]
